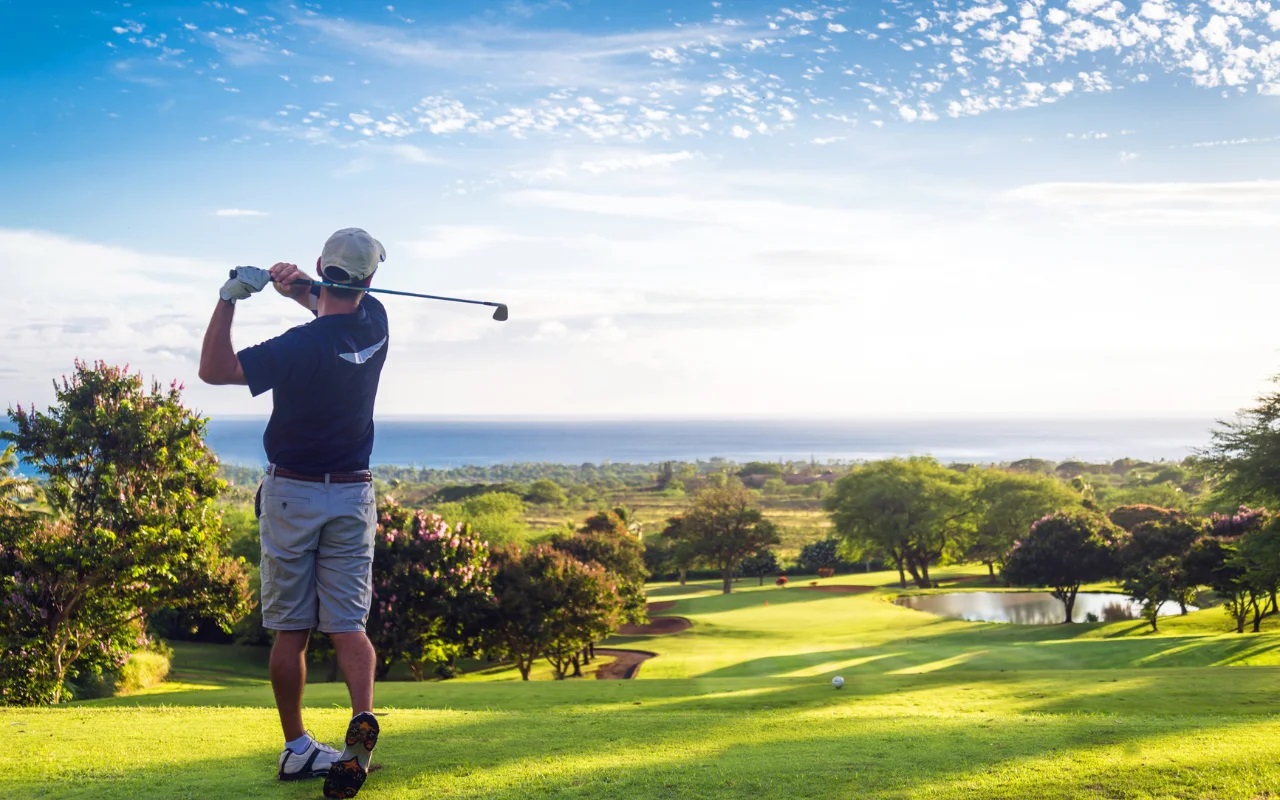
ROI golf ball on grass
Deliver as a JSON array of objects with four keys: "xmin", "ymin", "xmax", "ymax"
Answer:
[{"xmin": 832, "ymin": 676, "xmax": 844, "ymax": 689}]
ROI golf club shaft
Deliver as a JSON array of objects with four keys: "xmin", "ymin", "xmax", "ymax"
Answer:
[
  {"xmin": 301, "ymin": 278, "xmax": 504, "ymax": 311},
  {"xmin": 228, "ymin": 268, "xmax": 508, "ymax": 320}
]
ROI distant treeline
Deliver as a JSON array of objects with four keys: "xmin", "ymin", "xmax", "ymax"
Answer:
[{"xmin": 217, "ymin": 455, "xmax": 1204, "ymax": 499}]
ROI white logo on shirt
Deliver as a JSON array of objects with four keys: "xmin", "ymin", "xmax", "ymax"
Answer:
[{"xmin": 339, "ymin": 336, "xmax": 387, "ymax": 365}]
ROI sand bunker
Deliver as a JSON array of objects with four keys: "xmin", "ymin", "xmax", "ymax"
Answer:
[
  {"xmin": 593, "ymin": 649, "xmax": 656, "ymax": 679},
  {"xmin": 646, "ymin": 600, "xmax": 677, "ymax": 613},
  {"xmin": 618, "ymin": 616, "xmax": 692, "ymax": 635}
]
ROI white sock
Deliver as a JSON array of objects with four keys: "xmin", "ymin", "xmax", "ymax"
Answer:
[{"xmin": 285, "ymin": 733, "xmax": 313, "ymax": 754}]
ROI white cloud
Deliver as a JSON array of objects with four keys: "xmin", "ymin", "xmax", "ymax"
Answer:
[
  {"xmin": 578, "ymin": 151, "xmax": 694, "ymax": 174},
  {"xmin": 0, "ymin": 229, "xmax": 229, "ymax": 410},
  {"xmin": 103, "ymin": 0, "xmax": 1280, "ymax": 145},
  {"xmin": 214, "ymin": 208, "xmax": 269, "ymax": 217},
  {"xmin": 1002, "ymin": 180, "xmax": 1280, "ymax": 225}
]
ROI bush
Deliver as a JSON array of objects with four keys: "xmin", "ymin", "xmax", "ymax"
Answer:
[
  {"xmin": 525, "ymin": 479, "xmax": 568, "ymax": 506},
  {"xmin": 432, "ymin": 492, "xmax": 529, "ymax": 546},
  {"xmin": 117, "ymin": 649, "xmax": 172, "ymax": 695},
  {"xmin": 66, "ymin": 638, "xmax": 173, "ymax": 700},
  {"xmin": 1108, "ymin": 504, "xmax": 1182, "ymax": 532},
  {"xmin": 797, "ymin": 538, "xmax": 845, "ymax": 574}
]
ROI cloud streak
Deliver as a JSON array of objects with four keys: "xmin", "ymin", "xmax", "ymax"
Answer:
[{"xmin": 1003, "ymin": 180, "xmax": 1280, "ymax": 225}]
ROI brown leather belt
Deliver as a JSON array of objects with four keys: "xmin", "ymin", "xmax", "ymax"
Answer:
[{"xmin": 268, "ymin": 465, "xmax": 373, "ymax": 484}]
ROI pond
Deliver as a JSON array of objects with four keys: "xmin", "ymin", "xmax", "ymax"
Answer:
[{"xmin": 894, "ymin": 591, "xmax": 1194, "ymax": 624}]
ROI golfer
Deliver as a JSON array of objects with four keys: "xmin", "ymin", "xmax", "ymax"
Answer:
[{"xmin": 199, "ymin": 227, "xmax": 388, "ymax": 799}]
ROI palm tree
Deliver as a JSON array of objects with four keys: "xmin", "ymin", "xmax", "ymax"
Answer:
[{"xmin": 0, "ymin": 444, "xmax": 35, "ymax": 514}]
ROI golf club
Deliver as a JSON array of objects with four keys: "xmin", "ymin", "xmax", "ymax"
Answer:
[{"xmin": 228, "ymin": 268, "xmax": 509, "ymax": 321}]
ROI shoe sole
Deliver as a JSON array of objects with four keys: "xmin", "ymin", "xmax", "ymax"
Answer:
[{"xmin": 323, "ymin": 715, "xmax": 379, "ymax": 799}]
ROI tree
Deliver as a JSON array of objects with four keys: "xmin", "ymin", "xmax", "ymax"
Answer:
[
  {"xmin": 667, "ymin": 486, "xmax": 780, "ymax": 594},
  {"xmin": 0, "ymin": 361, "xmax": 251, "ymax": 704},
  {"xmin": 1124, "ymin": 554, "xmax": 1182, "ymax": 632},
  {"xmin": 1225, "ymin": 521, "xmax": 1280, "ymax": 633},
  {"xmin": 1184, "ymin": 535, "xmax": 1252, "ymax": 633},
  {"xmin": 579, "ymin": 509, "xmax": 628, "ymax": 537},
  {"xmin": 524, "ymin": 479, "xmax": 568, "ymax": 507},
  {"xmin": 367, "ymin": 500, "xmax": 493, "ymax": 680},
  {"xmin": 655, "ymin": 516, "xmax": 701, "ymax": 585},
  {"xmin": 967, "ymin": 468, "xmax": 1083, "ymax": 579},
  {"xmin": 1097, "ymin": 483, "xmax": 1190, "ymax": 512},
  {"xmin": 432, "ymin": 491, "xmax": 529, "ymax": 546},
  {"xmin": 482, "ymin": 544, "xmax": 621, "ymax": 680},
  {"xmin": 1001, "ymin": 510, "xmax": 1121, "ymax": 623},
  {"xmin": 738, "ymin": 462, "xmax": 784, "ymax": 480},
  {"xmin": 1198, "ymin": 376, "xmax": 1280, "ymax": 508},
  {"xmin": 797, "ymin": 538, "xmax": 842, "ymax": 575},
  {"xmin": 1008, "ymin": 458, "xmax": 1056, "ymax": 474},
  {"xmin": 551, "ymin": 510, "xmax": 649, "ymax": 624},
  {"xmin": 1108, "ymin": 505, "xmax": 1184, "ymax": 533},
  {"xmin": 824, "ymin": 457, "xmax": 973, "ymax": 589},
  {"xmin": 740, "ymin": 549, "xmax": 780, "ymax": 585},
  {"xmin": 1118, "ymin": 516, "xmax": 1203, "ymax": 625}
]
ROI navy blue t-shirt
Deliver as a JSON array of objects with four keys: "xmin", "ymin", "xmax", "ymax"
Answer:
[{"xmin": 237, "ymin": 291, "xmax": 388, "ymax": 473}]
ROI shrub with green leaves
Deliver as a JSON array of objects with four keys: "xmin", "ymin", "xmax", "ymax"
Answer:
[
  {"xmin": 369, "ymin": 499, "xmax": 493, "ymax": 680},
  {"xmin": 0, "ymin": 361, "xmax": 251, "ymax": 705}
]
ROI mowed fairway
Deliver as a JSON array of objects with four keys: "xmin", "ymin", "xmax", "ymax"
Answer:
[{"xmin": 8, "ymin": 568, "xmax": 1280, "ymax": 799}]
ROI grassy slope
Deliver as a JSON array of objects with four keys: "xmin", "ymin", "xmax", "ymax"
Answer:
[{"xmin": 8, "ymin": 567, "xmax": 1280, "ymax": 799}]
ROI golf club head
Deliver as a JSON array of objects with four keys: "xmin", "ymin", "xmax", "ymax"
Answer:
[{"xmin": 493, "ymin": 304, "xmax": 509, "ymax": 322}]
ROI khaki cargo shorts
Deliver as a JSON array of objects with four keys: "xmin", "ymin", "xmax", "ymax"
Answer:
[{"xmin": 256, "ymin": 472, "xmax": 377, "ymax": 633}]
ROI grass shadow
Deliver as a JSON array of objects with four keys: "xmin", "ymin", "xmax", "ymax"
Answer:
[{"xmin": 22, "ymin": 682, "xmax": 1280, "ymax": 800}]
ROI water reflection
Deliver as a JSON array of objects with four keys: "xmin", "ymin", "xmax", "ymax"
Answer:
[{"xmin": 894, "ymin": 591, "xmax": 1194, "ymax": 624}]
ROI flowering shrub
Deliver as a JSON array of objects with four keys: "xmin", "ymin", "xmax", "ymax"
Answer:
[
  {"xmin": 367, "ymin": 499, "xmax": 493, "ymax": 680},
  {"xmin": 776, "ymin": 575, "xmax": 789, "ymax": 587},
  {"xmin": 1208, "ymin": 506, "xmax": 1270, "ymax": 538}
]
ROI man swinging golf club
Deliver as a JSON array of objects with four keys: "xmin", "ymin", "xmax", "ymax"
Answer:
[{"xmin": 199, "ymin": 227, "xmax": 387, "ymax": 799}]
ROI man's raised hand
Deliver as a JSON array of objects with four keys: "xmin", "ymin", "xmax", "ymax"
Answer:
[
  {"xmin": 220, "ymin": 266, "xmax": 272, "ymax": 303},
  {"xmin": 269, "ymin": 262, "xmax": 312, "ymax": 300}
]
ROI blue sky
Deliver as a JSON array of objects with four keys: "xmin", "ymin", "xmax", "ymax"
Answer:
[{"xmin": 4, "ymin": 0, "xmax": 1280, "ymax": 419}]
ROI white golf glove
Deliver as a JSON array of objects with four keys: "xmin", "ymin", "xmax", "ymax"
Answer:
[{"xmin": 220, "ymin": 266, "xmax": 272, "ymax": 303}]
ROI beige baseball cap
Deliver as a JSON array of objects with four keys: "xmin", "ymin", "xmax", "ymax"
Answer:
[{"xmin": 320, "ymin": 227, "xmax": 385, "ymax": 284}]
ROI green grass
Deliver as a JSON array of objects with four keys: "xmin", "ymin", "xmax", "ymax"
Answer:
[{"xmin": 9, "ymin": 567, "xmax": 1280, "ymax": 799}]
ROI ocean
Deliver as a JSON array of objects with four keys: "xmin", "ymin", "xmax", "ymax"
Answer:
[{"xmin": 193, "ymin": 416, "xmax": 1220, "ymax": 469}]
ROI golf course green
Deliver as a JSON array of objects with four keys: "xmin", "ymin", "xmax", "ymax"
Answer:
[{"xmin": 9, "ymin": 567, "xmax": 1280, "ymax": 799}]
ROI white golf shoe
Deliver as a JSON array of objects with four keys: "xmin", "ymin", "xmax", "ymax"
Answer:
[{"xmin": 278, "ymin": 736, "xmax": 340, "ymax": 781}]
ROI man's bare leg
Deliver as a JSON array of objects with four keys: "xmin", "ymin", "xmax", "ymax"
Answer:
[
  {"xmin": 330, "ymin": 631, "xmax": 376, "ymax": 714},
  {"xmin": 269, "ymin": 629, "xmax": 311, "ymax": 741}
]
